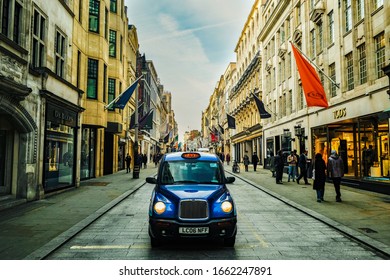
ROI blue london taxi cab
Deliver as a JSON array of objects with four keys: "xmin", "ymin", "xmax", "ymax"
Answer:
[{"xmin": 146, "ymin": 152, "xmax": 237, "ymax": 247}]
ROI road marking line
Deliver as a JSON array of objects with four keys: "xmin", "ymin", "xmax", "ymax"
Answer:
[{"xmin": 70, "ymin": 245, "xmax": 130, "ymax": 250}]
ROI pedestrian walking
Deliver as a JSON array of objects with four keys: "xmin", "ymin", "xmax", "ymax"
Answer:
[
  {"xmin": 125, "ymin": 153, "xmax": 132, "ymax": 173},
  {"xmin": 274, "ymin": 150, "xmax": 284, "ymax": 184},
  {"xmin": 287, "ymin": 150, "xmax": 297, "ymax": 182},
  {"xmin": 328, "ymin": 150, "xmax": 344, "ymax": 202},
  {"xmin": 226, "ymin": 153, "xmax": 231, "ymax": 165},
  {"xmin": 243, "ymin": 153, "xmax": 249, "ymax": 172},
  {"xmin": 312, "ymin": 153, "xmax": 326, "ymax": 202},
  {"xmin": 252, "ymin": 152, "xmax": 259, "ymax": 171},
  {"xmin": 142, "ymin": 153, "xmax": 147, "ymax": 169},
  {"xmin": 297, "ymin": 149, "xmax": 310, "ymax": 185}
]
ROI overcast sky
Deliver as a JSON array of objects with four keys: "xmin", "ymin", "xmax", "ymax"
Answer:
[{"xmin": 125, "ymin": 0, "xmax": 254, "ymax": 142}]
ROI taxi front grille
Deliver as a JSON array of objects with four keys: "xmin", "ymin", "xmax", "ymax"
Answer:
[{"xmin": 179, "ymin": 200, "xmax": 208, "ymax": 219}]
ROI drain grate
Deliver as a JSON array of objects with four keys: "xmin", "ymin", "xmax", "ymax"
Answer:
[{"xmin": 358, "ymin": 227, "xmax": 378, "ymax": 233}]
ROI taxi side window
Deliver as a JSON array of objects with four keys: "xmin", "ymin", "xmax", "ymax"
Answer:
[{"xmin": 161, "ymin": 163, "xmax": 174, "ymax": 184}]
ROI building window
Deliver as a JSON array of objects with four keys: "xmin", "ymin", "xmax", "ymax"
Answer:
[
  {"xmin": 110, "ymin": 0, "xmax": 117, "ymax": 13},
  {"xmin": 76, "ymin": 50, "xmax": 81, "ymax": 88},
  {"xmin": 87, "ymin": 59, "xmax": 98, "ymax": 99},
  {"xmin": 103, "ymin": 64, "xmax": 107, "ymax": 102},
  {"xmin": 344, "ymin": 0, "xmax": 352, "ymax": 33},
  {"xmin": 358, "ymin": 44, "xmax": 367, "ymax": 84},
  {"xmin": 375, "ymin": 33, "xmax": 385, "ymax": 79},
  {"xmin": 287, "ymin": 52, "xmax": 291, "ymax": 78},
  {"xmin": 120, "ymin": 35, "xmax": 123, "ymax": 61},
  {"xmin": 1, "ymin": 0, "xmax": 10, "ymax": 36},
  {"xmin": 299, "ymin": 86, "xmax": 304, "ymax": 110},
  {"xmin": 310, "ymin": 29, "xmax": 316, "ymax": 58},
  {"xmin": 109, "ymin": 30, "xmax": 116, "ymax": 57},
  {"xmin": 108, "ymin": 78, "xmax": 115, "ymax": 111},
  {"xmin": 89, "ymin": 0, "xmax": 99, "ymax": 33},
  {"xmin": 357, "ymin": 0, "xmax": 364, "ymax": 21},
  {"xmin": 329, "ymin": 63, "xmax": 337, "ymax": 97},
  {"xmin": 285, "ymin": 17, "xmax": 290, "ymax": 39},
  {"xmin": 32, "ymin": 8, "xmax": 46, "ymax": 68},
  {"xmin": 104, "ymin": 8, "xmax": 108, "ymax": 39},
  {"xmin": 13, "ymin": 1, "xmax": 21, "ymax": 43},
  {"xmin": 328, "ymin": 11, "xmax": 334, "ymax": 44},
  {"xmin": 78, "ymin": 0, "xmax": 82, "ymax": 23},
  {"xmin": 1, "ymin": 0, "xmax": 22, "ymax": 44},
  {"xmin": 345, "ymin": 52, "xmax": 354, "ymax": 91},
  {"xmin": 375, "ymin": 0, "xmax": 383, "ymax": 10},
  {"xmin": 318, "ymin": 22, "xmax": 323, "ymax": 52},
  {"xmin": 55, "ymin": 30, "xmax": 66, "ymax": 77}
]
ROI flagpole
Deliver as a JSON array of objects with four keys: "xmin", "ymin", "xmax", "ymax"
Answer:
[
  {"xmin": 132, "ymin": 75, "xmax": 143, "ymax": 179},
  {"xmin": 104, "ymin": 75, "xmax": 143, "ymax": 110},
  {"xmin": 290, "ymin": 41, "xmax": 340, "ymax": 88}
]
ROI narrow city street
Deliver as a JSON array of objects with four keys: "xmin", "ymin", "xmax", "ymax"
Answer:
[{"xmin": 44, "ymin": 174, "xmax": 384, "ymax": 260}]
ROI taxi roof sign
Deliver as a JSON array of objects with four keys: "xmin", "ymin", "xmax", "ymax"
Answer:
[{"xmin": 181, "ymin": 152, "xmax": 201, "ymax": 159}]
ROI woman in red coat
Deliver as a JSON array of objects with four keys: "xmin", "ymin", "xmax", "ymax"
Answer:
[{"xmin": 313, "ymin": 153, "xmax": 326, "ymax": 202}]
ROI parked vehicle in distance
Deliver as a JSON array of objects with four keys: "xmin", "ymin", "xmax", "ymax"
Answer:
[
  {"xmin": 146, "ymin": 152, "xmax": 237, "ymax": 247},
  {"xmin": 197, "ymin": 147, "xmax": 210, "ymax": 153}
]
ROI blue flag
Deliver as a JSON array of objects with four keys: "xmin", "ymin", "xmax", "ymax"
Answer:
[{"xmin": 107, "ymin": 76, "xmax": 141, "ymax": 109}]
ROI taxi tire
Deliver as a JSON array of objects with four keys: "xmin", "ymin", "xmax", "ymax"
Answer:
[
  {"xmin": 224, "ymin": 236, "xmax": 236, "ymax": 247},
  {"xmin": 150, "ymin": 237, "xmax": 161, "ymax": 248}
]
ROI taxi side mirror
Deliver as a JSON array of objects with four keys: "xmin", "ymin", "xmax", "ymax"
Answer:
[
  {"xmin": 225, "ymin": 177, "xmax": 235, "ymax": 184},
  {"xmin": 146, "ymin": 177, "xmax": 157, "ymax": 184}
]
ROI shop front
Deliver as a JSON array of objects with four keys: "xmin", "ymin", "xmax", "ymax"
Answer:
[
  {"xmin": 44, "ymin": 102, "xmax": 80, "ymax": 192},
  {"xmin": 312, "ymin": 114, "xmax": 390, "ymax": 193}
]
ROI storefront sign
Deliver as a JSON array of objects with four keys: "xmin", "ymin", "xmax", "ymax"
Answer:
[
  {"xmin": 47, "ymin": 103, "xmax": 77, "ymax": 127},
  {"xmin": 333, "ymin": 108, "xmax": 347, "ymax": 119}
]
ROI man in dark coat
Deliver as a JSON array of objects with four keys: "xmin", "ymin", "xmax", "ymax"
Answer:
[
  {"xmin": 274, "ymin": 150, "xmax": 284, "ymax": 184},
  {"xmin": 251, "ymin": 152, "xmax": 259, "ymax": 171},
  {"xmin": 125, "ymin": 153, "xmax": 132, "ymax": 173},
  {"xmin": 313, "ymin": 153, "xmax": 326, "ymax": 202},
  {"xmin": 297, "ymin": 149, "xmax": 310, "ymax": 185}
]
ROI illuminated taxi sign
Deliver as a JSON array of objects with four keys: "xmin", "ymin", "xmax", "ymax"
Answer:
[{"xmin": 181, "ymin": 152, "xmax": 201, "ymax": 159}]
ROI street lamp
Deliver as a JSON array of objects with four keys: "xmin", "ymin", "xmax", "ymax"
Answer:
[{"xmin": 294, "ymin": 125, "xmax": 307, "ymax": 154}]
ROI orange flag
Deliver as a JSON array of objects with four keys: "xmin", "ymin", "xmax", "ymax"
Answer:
[{"xmin": 291, "ymin": 43, "xmax": 328, "ymax": 108}]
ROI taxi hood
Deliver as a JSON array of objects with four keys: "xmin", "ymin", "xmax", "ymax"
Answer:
[{"xmin": 160, "ymin": 184, "xmax": 225, "ymax": 200}]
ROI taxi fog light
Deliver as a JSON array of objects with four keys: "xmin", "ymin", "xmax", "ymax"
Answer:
[
  {"xmin": 154, "ymin": 202, "xmax": 166, "ymax": 215},
  {"xmin": 221, "ymin": 201, "xmax": 233, "ymax": 213}
]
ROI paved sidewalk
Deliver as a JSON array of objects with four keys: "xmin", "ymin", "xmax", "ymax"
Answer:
[
  {"xmin": 0, "ymin": 166, "xmax": 157, "ymax": 260},
  {"xmin": 227, "ymin": 163, "xmax": 390, "ymax": 254}
]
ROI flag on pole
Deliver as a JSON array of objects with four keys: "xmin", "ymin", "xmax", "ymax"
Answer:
[
  {"xmin": 252, "ymin": 93, "xmax": 271, "ymax": 119},
  {"xmin": 290, "ymin": 43, "xmax": 328, "ymax": 108},
  {"xmin": 218, "ymin": 124, "xmax": 224, "ymax": 134},
  {"xmin": 105, "ymin": 76, "xmax": 142, "ymax": 109},
  {"xmin": 129, "ymin": 103, "xmax": 144, "ymax": 129},
  {"xmin": 227, "ymin": 114, "xmax": 236, "ymax": 129},
  {"xmin": 139, "ymin": 110, "xmax": 153, "ymax": 130}
]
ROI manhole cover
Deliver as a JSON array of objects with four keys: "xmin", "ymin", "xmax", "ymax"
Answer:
[{"xmin": 358, "ymin": 228, "xmax": 378, "ymax": 233}]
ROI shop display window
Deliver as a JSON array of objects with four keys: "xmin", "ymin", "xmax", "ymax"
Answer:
[{"xmin": 44, "ymin": 121, "xmax": 75, "ymax": 190}]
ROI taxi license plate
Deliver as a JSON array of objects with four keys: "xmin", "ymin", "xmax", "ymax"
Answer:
[{"xmin": 179, "ymin": 227, "xmax": 209, "ymax": 235}]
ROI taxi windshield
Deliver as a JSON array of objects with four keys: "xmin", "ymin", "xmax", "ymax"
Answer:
[{"xmin": 160, "ymin": 160, "xmax": 223, "ymax": 184}]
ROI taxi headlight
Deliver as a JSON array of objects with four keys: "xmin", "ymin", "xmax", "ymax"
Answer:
[
  {"xmin": 154, "ymin": 201, "xmax": 166, "ymax": 215},
  {"xmin": 221, "ymin": 201, "xmax": 233, "ymax": 213}
]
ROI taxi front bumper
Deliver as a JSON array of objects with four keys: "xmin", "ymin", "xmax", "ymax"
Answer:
[{"xmin": 149, "ymin": 217, "xmax": 237, "ymax": 240}]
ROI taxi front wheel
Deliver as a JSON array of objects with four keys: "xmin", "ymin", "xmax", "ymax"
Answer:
[
  {"xmin": 150, "ymin": 237, "xmax": 161, "ymax": 248},
  {"xmin": 224, "ymin": 236, "xmax": 236, "ymax": 247}
]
